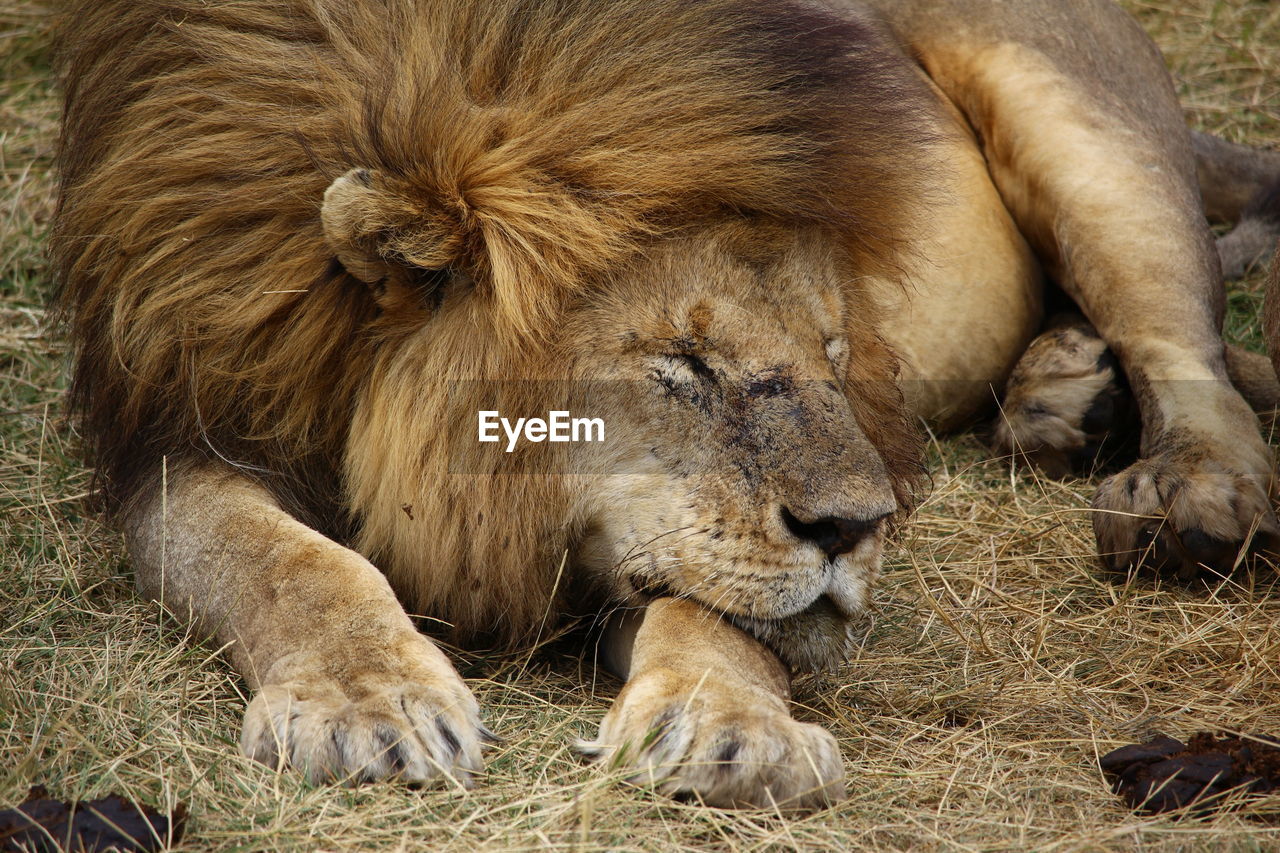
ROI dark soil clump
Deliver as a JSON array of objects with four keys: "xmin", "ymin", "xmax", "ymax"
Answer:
[
  {"xmin": 0, "ymin": 786, "xmax": 185, "ymax": 852},
  {"xmin": 1100, "ymin": 732, "xmax": 1280, "ymax": 814}
]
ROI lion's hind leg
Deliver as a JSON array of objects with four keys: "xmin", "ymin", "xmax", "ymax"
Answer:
[
  {"xmin": 992, "ymin": 316, "xmax": 1138, "ymax": 479},
  {"xmin": 125, "ymin": 463, "xmax": 491, "ymax": 785},
  {"xmin": 893, "ymin": 2, "xmax": 1279, "ymax": 579},
  {"xmin": 1192, "ymin": 131, "xmax": 1280, "ymax": 280}
]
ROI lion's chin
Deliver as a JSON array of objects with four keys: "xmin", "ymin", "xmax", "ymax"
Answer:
[
  {"xmin": 726, "ymin": 552, "xmax": 878, "ymax": 671},
  {"xmin": 727, "ymin": 594, "xmax": 861, "ymax": 673},
  {"xmin": 625, "ymin": 580, "xmax": 859, "ymax": 671},
  {"xmin": 625, "ymin": 552, "xmax": 877, "ymax": 672}
]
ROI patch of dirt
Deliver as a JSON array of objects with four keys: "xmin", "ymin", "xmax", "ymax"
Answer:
[
  {"xmin": 1100, "ymin": 732, "xmax": 1280, "ymax": 814},
  {"xmin": 0, "ymin": 786, "xmax": 185, "ymax": 852}
]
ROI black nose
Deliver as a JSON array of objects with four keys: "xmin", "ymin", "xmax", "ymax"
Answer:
[{"xmin": 781, "ymin": 506, "xmax": 888, "ymax": 559}]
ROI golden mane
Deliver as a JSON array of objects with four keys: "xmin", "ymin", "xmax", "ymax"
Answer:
[{"xmin": 53, "ymin": 0, "xmax": 930, "ymax": 517}]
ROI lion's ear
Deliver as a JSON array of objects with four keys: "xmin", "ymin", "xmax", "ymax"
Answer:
[{"xmin": 321, "ymin": 167, "xmax": 463, "ymax": 285}]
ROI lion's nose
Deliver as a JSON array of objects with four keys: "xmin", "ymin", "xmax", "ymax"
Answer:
[{"xmin": 780, "ymin": 506, "xmax": 888, "ymax": 559}]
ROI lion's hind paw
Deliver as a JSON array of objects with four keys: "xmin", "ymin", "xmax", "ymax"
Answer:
[{"xmin": 992, "ymin": 321, "xmax": 1138, "ymax": 478}]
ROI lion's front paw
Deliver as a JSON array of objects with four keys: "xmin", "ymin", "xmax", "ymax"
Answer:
[
  {"xmin": 241, "ymin": 664, "xmax": 490, "ymax": 786},
  {"xmin": 1092, "ymin": 451, "xmax": 1279, "ymax": 580},
  {"xmin": 579, "ymin": 669, "xmax": 844, "ymax": 810}
]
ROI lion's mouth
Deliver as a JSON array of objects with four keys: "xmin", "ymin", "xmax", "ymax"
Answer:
[
  {"xmin": 627, "ymin": 575, "xmax": 680, "ymax": 602},
  {"xmin": 631, "ymin": 575, "xmax": 841, "ymax": 620},
  {"xmin": 629, "ymin": 569, "xmax": 853, "ymax": 621}
]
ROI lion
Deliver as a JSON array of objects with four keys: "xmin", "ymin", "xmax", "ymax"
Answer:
[{"xmin": 52, "ymin": 0, "xmax": 1280, "ymax": 809}]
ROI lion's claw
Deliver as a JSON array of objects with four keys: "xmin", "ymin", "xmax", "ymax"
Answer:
[
  {"xmin": 1091, "ymin": 454, "xmax": 1279, "ymax": 580},
  {"xmin": 241, "ymin": 676, "xmax": 486, "ymax": 786}
]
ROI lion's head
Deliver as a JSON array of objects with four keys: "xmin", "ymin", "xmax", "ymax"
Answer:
[
  {"xmin": 337, "ymin": 206, "xmax": 922, "ymax": 671},
  {"xmin": 56, "ymin": 0, "xmax": 932, "ymax": 672},
  {"xmin": 565, "ymin": 224, "xmax": 919, "ymax": 670}
]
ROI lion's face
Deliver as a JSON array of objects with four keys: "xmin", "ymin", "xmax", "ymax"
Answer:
[
  {"xmin": 340, "ymin": 219, "xmax": 917, "ymax": 668},
  {"xmin": 566, "ymin": 225, "xmax": 903, "ymax": 670}
]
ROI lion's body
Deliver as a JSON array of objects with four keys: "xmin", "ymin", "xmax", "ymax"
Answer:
[{"xmin": 54, "ymin": 0, "xmax": 1279, "ymax": 807}]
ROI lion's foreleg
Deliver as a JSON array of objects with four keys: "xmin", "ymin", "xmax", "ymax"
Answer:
[
  {"xmin": 124, "ymin": 463, "xmax": 488, "ymax": 784},
  {"xmin": 581, "ymin": 597, "xmax": 844, "ymax": 809}
]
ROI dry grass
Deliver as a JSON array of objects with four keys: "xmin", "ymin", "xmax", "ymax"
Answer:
[{"xmin": 2, "ymin": 1, "xmax": 1280, "ymax": 850}]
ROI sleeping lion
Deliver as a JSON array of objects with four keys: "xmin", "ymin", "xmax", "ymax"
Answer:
[{"xmin": 54, "ymin": 0, "xmax": 1280, "ymax": 809}]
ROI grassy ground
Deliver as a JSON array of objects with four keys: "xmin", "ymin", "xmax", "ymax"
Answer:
[{"xmin": 2, "ymin": 1, "xmax": 1280, "ymax": 850}]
